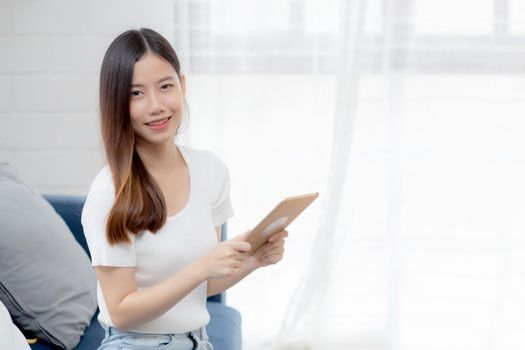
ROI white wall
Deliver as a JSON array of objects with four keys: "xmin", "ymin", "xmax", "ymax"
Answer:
[
  {"xmin": 0, "ymin": 0, "xmax": 177, "ymax": 194},
  {"xmin": 0, "ymin": 3, "xmax": 334, "ymax": 348}
]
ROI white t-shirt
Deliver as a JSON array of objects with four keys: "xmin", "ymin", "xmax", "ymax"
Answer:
[{"xmin": 81, "ymin": 144, "xmax": 235, "ymax": 334}]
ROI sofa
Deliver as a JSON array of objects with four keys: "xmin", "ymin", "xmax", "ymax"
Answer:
[{"xmin": 28, "ymin": 194, "xmax": 242, "ymax": 350}]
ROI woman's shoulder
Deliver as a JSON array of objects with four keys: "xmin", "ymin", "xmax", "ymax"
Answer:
[
  {"xmin": 81, "ymin": 166, "xmax": 114, "ymax": 225},
  {"xmin": 87, "ymin": 165, "xmax": 114, "ymax": 194}
]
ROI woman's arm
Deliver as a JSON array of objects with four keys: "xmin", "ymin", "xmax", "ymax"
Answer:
[
  {"xmin": 96, "ymin": 263, "xmax": 204, "ymax": 330},
  {"xmin": 96, "ymin": 238, "xmax": 251, "ymax": 330}
]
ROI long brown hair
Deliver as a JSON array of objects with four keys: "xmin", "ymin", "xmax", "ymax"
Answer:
[{"xmin": 99, "ymin": 28, "xmax": 186, "ymax": 244}]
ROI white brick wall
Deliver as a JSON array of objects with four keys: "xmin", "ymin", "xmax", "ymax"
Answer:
[{"xmin": 0, "ymin": 0, "xmax": 177, "ymax": 194}]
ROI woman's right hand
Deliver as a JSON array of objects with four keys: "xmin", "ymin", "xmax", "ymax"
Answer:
[{"xmin": 196, "ymin": 239, "xmax": 252, "ymax": 280}]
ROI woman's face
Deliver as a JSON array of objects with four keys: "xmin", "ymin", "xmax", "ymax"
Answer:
[{"xmin": 129, "ymin": 52, "xmax": 186, "ymax": 147}]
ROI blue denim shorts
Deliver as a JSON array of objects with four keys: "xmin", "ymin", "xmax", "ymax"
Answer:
[{"xmin": 97, "ymin": 324, "xmax": 214, "ymax": 350}]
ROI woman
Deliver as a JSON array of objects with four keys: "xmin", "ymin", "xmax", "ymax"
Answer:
[{"xmin": 81, "ymin": 27, "xmax": 288, "ymax": 350}]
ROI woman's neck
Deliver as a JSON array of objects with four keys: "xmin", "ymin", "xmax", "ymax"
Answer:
[{"xmin": 134, "ymin": 140, "xmax": 180, "ymax": 176}]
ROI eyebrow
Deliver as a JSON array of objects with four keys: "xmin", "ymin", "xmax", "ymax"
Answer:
[{"xmin": 131, "ymin": 76, "xmax": 175, "ymax": 88}]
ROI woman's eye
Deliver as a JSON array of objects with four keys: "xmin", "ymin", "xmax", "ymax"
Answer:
[
  {"xmin": 131, "ymin": 90, "xmax": 141, "ymax": 97},
  {"xmin": 161, "ymin": 84, "xmax": 173, "ymax": 90}
]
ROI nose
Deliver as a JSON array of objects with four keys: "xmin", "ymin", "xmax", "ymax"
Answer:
[{"xmin": 147, "ymin": 90, "xmax": 164, "ymax": 115}]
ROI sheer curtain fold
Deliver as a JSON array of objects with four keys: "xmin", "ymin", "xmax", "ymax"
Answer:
[
  {"xmin": 276, "ymin": 0, "xmax": 525, "ymax": 349},
  {"xmin": 175, "ymin": 1, "xmax": 525, "ymax": 349},
  {"xmin": 275, "ymin": 0, "xmax": 367, "ymax": 346}
]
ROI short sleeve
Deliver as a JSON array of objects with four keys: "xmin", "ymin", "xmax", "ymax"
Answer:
[
  {"xmin": 81, "ymin": 187, "xmax": 136, "ymax": 267},
  {"xmin": 210, "ymin": 153, "xmax": 235, "ymax": 227}
]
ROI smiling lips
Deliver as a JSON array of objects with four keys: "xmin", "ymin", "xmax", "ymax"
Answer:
[{"xmin": 145, "ymin": 116, "xmax": 172, "ymax": 130}]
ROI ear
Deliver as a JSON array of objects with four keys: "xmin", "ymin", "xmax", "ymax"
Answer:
[{"xmin": 179, "ymin": 73, "xmax": 187, "ymax": 97}]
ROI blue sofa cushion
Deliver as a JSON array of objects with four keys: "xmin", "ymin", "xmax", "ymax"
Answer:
[{"xmin": 207, "ymin": 302, "xmax": 242, "ymax": 350}]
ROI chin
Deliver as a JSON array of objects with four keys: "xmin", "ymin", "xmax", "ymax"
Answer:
[{"xmin": 135, "ymin": 133, "xmax": 175, "ymax": 147}]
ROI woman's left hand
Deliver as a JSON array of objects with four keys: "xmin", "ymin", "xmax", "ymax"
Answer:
[
  {"xmin": 232, "ymin": 230, "xmax": 289, "ymax": 270},
  {"xmin": 251, "ymin": 230, "xmax": 288, "ymax": 268}
]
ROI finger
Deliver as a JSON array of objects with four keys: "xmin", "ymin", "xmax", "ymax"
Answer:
[
  {"xmin": 260, "ymin": 258, "xmax": 279, "ymax": 266},
  {"xmin": 232, "ymin": 241, "xmax": 252, "ymax": 252},
  {"xmin": 258, "ymin": 238, "xmax": 284, "ymax": 257},
  {"xmin": 232, "ymin": 252, "xmax": 247, "ymax": 262},
  {"xmin": 260, "ymin": 254, "xmax": 282, "ymax": 265},
  {"xmin": 254, "ymin": 247, "xmax": 266, "ymax": 260},
  {"xmin": 263, "ymin": 247, "xmax": 284, "ymax": 259},
  {"xmin": 260, "ymin": 247, "xmax": 284, "ymax": 261},
  {"xmin": 270, "ymin": 239, "xmax": 286, "ymax": 247},
  {"xmin": 254, "ymin": 242, "xmax": 275, "ymax": 258},
  {"xmin": 259, "ymin": 240, "xmax": 285, "ymax": 255},
  {"xmin": 269, "ymin": 230, "xmax": 288, "ymax": 242},
  {"xmin": 254, "ymin": 247, "xmax": 268, "ymax": 260},
  {"xmin": 233, "ymin": 230, "xmax": 252, "ymax": 241}
]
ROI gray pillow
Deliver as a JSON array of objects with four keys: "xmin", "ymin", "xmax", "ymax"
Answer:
[{"xmin": 0, "ymin": 162, "xmax": 97, "ymax": 349}]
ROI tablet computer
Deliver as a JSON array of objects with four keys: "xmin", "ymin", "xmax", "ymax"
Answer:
[{"xmin": 245, "ymin": 192, "xmax": 319, "ymax": 255}]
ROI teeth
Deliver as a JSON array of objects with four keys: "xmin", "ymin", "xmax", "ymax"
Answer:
[{"xmin": 147, "ymin": 117, "xmax": 169, "ymax": 126}]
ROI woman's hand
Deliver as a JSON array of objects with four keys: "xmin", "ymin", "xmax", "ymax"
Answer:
[
  {"xmin": 195, "ymin": 239, "xmax": 251, "ymax": 280},
  {"xmin": 248, "ymin": 230, "xmax": 289, "ymax": 269}
]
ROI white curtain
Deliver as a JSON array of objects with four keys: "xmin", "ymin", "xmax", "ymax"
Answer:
[{"xmin": 174, "ymin": 1, "xmax": 525, "ymax": 349}]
